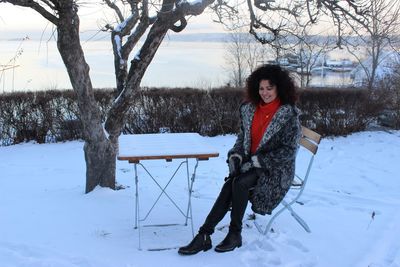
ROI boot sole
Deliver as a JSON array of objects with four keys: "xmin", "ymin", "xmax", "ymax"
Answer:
[
  {"xmin": 214, "ymin": 243, "xmax": 242, "ymax": 253},
  {"xmin": 178, "ymin": 244, "xmax": 212, "ymax": 255}
]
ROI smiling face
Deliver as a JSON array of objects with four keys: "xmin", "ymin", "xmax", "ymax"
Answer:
[{"xmin": 259, "ymin": 79, "xmax": 278, "ymax": 104}]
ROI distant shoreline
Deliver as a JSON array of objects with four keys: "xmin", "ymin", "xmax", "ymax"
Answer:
[
  {"xmin": 1, "ymin": 32, "xmax": 356, "ymax": 43},
  {"xmin": 1, "ymin": 32, "xmax": 230, "ymax": 43}
]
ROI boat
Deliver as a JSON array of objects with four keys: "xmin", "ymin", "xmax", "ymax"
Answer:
[{"xmin": 325, "ymin": 59, "xmax": 355, "ymax": 72}]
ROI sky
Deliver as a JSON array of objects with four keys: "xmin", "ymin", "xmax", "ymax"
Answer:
[
  {"xmin": 0, "ymin": 2, "xmax": 226, "ymax": 40},
  {"xmin": 0, "ymin": 1, "xmax": 230, "ymax": 91},
  {"xmin": 0, "ymin": 1, "xmax": 344, "ymax": 40},
  {"xmin": 0, "ymin": 130, "xmax": 400, "ymax": 266},
  {"xmin": 0, "ymin": 1, "xmax": 370, "ymax": 91}
]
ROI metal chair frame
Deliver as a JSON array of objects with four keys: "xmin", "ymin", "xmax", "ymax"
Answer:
[{"xmin": 253, "ymin": 126, "xmax": 321, "ymax": 235}]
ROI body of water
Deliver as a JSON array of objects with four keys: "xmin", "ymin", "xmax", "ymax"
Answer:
[
  {"xmin": 0, "ymin": 40, "xmax": 228, "ymax": 92},
  {"xmin": 1, "ymin": 39, "xmax": 355, "ymax": 92}
]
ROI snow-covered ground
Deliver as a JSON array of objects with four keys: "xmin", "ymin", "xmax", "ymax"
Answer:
[{"xmin": 1, "ymin": 130, "xmax": 400, "ymax": 267}]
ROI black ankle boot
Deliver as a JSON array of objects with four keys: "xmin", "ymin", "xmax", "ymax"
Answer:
[
  {"xmin": 178, "ymin": 233, "xmax": 212, "ymax": 255},
  {"xmin": 214, "ymin": 231, "xmax": 242, "ymax": 253}
]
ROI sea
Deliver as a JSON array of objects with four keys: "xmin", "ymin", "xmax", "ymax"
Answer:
[{"xmin": 0, "ymin": 38, "xmax": 354, "ymax": 93}]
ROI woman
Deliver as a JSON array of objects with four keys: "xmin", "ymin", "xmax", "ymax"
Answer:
[{"xmin": 178, "ymin": 64, "xmax": 301, "ymax": 255}]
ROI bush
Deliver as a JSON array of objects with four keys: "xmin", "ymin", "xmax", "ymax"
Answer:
[
  {"xmin": 377, "ymin": 69, "xmax": 400, "ymax": 129},
  {"xmin": 0, "ymin": 90, "xmax": 81, "ymax": 144},
  {"xmin": 298, "ymin": 88, "xmax": 387, "ymax": 136},
  {"xmin": 0, "ymin": 85, "xmax": 393, "ymax": 145}
]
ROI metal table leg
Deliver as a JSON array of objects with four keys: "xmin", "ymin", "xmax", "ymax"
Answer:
[{"xmin": 133, "ymin": 158, "xmax": 200, "ymax": 250}]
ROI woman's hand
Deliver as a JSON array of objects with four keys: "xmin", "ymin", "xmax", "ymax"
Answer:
[
  {"xmin": 228, "ymin": 154, "xmax": 242, "ymax": 178},
  {"xmin": 240, "ymin": 155, "xmax": 262, "ymax": 173}
]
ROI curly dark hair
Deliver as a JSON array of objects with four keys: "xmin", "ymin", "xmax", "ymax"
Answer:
[{"xmin": 245, "ymin": 64, "xmax": 298, "ymax": 105}]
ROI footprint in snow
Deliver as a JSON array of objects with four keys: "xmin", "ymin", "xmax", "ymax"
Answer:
[{"xmin": 285, "ymin": 238, "xmax": 310, "ymax": 253}]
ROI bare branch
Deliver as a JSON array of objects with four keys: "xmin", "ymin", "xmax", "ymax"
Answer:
[
  {"xmin": 121, "ymin": 17, "xmax": 152, "ymax": 58},
  {"xmin": 342, "ymin": 0, "xmax": 400, "ymax": 89},
  {"xmin": 246, "ymin": 0, "xmax": 279, "ymax": 44},
  {"xmin": 160, "ymin": 0, "xmax": 175, "ymax": 13},
  {"xmin": 254, "ymin": 0, "xmax": 298, "ymax": 16},
  {"xmin": 104, "ymin": 0, "xmax": 125, "ymax": 22},
  {"xmin": 306, "ymin": 0, "xmax": 318, "ymax": 23},
  {"xmin": 142, "ymin": 0, "xmax": 149, "ymax": 18},
  {"xmin": 320, "ymin": 0, "xmax": 370, "ymax": 28},
  {"xmin": 2, "ymin": 0, "xmax": 59, "ymax": 25},
  {"xmin": 116, "ymin": 11, "xmax": 141, "ymax": 35},
  {"xmin": 175, "ymin": 0, "xmax": 215, "ymax": 16},
  {"xmin": 170, "ymin": 18, "xmax": 187, "ymax": 32},
  {"xmin": 162, "ymin": 0, "xmax": 215, "ymax": 32},
  {"xmin": 211, "ymin": 0, "xmax": 371, "ymax": 48},
  {"xmin": 210, "ymin": 0, "xmax": 239, "ymax": 26},
  {"xmin": 126, "ymin": 0, "xmax": 139, "ymax": 12}
]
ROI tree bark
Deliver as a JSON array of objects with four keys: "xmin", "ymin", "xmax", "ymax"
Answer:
[
  {"xmin": 105, "ymin": 18, "xmax": 171, "ymax": 137},
  {"xmin": 84, "ymin": 137, "xmax": 118, "ymax": 193},
  {"xmin": 56, "ymin": 3, "xmax": 116, "ymax": 193}
]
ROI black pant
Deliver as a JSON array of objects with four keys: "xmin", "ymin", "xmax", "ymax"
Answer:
[{"xmin": 199, "ymin": 169, "xmax": 258, "ymax": 235}]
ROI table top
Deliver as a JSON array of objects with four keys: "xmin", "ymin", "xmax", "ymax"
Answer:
[{"xmin": 117, "ymin": 133, "xmax": 220, "ymax": 163}]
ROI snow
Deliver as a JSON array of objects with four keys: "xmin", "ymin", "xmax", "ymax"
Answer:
[
  {"xmin": 177, "ymin": 0, "xmax": 203, "ymax": 6},
  {"xmin": 115, "ymin": 14, "xmax": 135, "ymax": 33},
  {"xmin": 113, "ymin": 35, "xmax": 123, "ymax": 59},
  {"xmin": 118, "ymin": 133, "xmax": 219, "ymax": 157},
  {"xmin": 351, "ymin": 51, "xmax": 400, "ymax": 86},
  {"xmin": 1, "ymin": 130, "xmax": 400, "ymax": 267}
]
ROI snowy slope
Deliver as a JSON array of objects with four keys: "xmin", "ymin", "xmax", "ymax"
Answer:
[{"xmin": 0, "ymin": 130, "xmax": 399, "ymax": 267}]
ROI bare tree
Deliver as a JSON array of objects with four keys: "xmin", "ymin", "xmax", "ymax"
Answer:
[
  {"xmin": 295, "ymin": 29, "xmax": 334, "ymax": 87},
  {"xmin": 218, "ymin": 0, "xmax": 368, "ymax": 88},
  {"xmin": 224, "ymin": 29, "xmax": 266, "ymax": 87},
  {"xmin": 344, "ymin": 0, "xmax": 400, "ymax": 89},
  {"xmin": 211, "ymin": 0, "xmax": 369, "ymax": 47},
  {"xmin": 1, "ymin": 0, "xmax": 212, "ymax": 193},
  {"xmin": 0, "ymin": 0, "xmax": 370, "ymax": 194}
]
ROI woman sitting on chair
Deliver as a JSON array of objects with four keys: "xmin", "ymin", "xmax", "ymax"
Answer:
[{"xmin": 178, "ymin": 64, "xmax": 301, "ymax": 255}]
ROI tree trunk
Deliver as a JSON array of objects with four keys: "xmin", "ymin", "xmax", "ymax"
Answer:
[
  {"xmin": 56, "ymin": 3, "xmax": 116, "ymax": 193},
  {"xmin": 84, "ymin": 137, "xmax": 118, "ymax": 193}
]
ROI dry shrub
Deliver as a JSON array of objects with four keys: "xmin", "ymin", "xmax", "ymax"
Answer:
[
  {"xmin": 0, "ymin": 86, "xmax": 393, "ymax": 145},
  {"xmin": 298, "ymin": 88, "xmax": 386, "ymax": 136}
]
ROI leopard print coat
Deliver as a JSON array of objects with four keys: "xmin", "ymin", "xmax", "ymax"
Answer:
[{"xmin": 228, "ymin": 102, "xmax": 301, "ymax": 215}]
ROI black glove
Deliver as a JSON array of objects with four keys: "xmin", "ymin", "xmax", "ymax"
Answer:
[
  {"xmin": 228, "ymin": 154, "xmax": 241, "ymax": 178},
  {"xmin": 240, "ymin": 155, "xmax": 262, "ymax": 173}
]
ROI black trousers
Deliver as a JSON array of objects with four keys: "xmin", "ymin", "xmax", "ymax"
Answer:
[{"xmin": 199, "ymin": 169, "xmax": 258, "ymax": 235}]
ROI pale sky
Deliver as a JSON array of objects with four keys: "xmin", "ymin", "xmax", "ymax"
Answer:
[
  {"xmin": 0, "ymin": 2, "xmax": 229, "ymax": 91},
  {"xmin": 0, "ymin": 2, "xmax": 226, "ymax": 40}
]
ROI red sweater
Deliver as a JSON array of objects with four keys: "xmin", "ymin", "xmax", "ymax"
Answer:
[{"xmin": 250, "ymin": 98, "xmax": 281, "ymax": 154}]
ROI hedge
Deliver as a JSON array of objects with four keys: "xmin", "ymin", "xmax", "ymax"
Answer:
[{"xmin": 0, "ymin": 86, "xmax": 393, "ymax": 145}]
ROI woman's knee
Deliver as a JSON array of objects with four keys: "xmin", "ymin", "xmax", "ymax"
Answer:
[
  {"xmin": 232, "ymin": 177, "xmax": 249, "ymax": 192},
  {"xmin": 232, "ymin": 171, "xmax": 258, "ymax": 191}
]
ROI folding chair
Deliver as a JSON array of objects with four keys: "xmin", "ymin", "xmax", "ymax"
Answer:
[{"xmin": 253, "ymin": 126, "xmax": 321, "ymax": 235}]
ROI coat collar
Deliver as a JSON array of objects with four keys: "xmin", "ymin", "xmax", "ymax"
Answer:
[{"xmin": 242, "ymin": 103, "xmax": 297, "ymax": 155}]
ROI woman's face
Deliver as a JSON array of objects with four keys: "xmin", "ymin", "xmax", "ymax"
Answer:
[{"xmin": 259, "ymin": 79, "xmax": 278, "ymax": 104}]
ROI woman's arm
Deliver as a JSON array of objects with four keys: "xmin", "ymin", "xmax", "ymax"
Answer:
[
  {"xmin": 254, "ymin": 114, "xmax": 301, "ymax": 171},
  {"xmin": 227, "ymin": 104, "xmax": 246, "ymax": 160},
  {"xmin": 226, "ymin": 104, "xmax": 247, "ymax": 176}
]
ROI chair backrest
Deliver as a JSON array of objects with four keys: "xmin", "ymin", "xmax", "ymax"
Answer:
[
  {"xmin": 299, "ymin": 126, "xmax": 321, "ymax": 155},
  {"xmin": 291, "ymin": 126, "xmax": 321, "ymax": 187}
]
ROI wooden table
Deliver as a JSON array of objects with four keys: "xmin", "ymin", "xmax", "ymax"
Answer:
[{"xmin": 118, "ymin": 133, "xmax": 219, "ymax": 250}]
